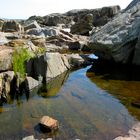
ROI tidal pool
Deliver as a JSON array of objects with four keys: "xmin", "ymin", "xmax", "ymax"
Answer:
[{"xmin": 0, "ymin": 66, "xmax": 140, "ymax": 140}]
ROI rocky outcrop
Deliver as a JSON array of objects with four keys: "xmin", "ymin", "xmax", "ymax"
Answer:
[
  {"xmin": 26, "ymin": 52, "xmax": 70, "ymax": 82},
  {"xmin": 26, "ymin": 6, "xmax": 120, "ymax": 29},
  {"xmin": 2, "ymin": 20, "xmax": 24, "ymax": 33},
  {"xmin": 89, "ymin": 0, "xmax": 140, "ymax": 65}
]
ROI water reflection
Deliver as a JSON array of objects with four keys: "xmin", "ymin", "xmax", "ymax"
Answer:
[
  {"xmin": 0, "ymin": 64, "xmax": 139, "ymax": 139},
  {"xmin": 87, "ymin": 61, "xmax": 140, "ymax": 121}
]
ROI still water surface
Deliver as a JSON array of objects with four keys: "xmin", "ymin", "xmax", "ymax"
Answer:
[{"xmin": 0, "ymin": 66, "xmax": 140, "ymax": 140}]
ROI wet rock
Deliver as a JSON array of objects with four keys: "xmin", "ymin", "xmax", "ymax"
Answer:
[
  {"xmin": 24, "ymin": 21, "xmax": 41, "ymax": 31},
  {"xmin": 39, "ymin": 116, "xmax": 59, "ymax": 131},
  {"xmin": 2, "ymin": 20, "xmax": 24, "ymax": 33},
  {"xmin": 89, "ymin": 0, "xmax": 140, "ymax": 65}
]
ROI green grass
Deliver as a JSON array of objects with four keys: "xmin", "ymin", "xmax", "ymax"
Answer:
[{"xmin": 13, "ymin": 47, "xmax": 35, "ymax": 82}]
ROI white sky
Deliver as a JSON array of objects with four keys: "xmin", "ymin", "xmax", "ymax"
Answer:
[{"xmin": 0, "ymin": 0, "xmax": 132, "ymax": 19}]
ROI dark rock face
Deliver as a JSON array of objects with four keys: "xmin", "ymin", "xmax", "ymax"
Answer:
[
  {"xmin": 89, "ymin": 0, "xmax": 140, "ymax": 65},
  {"xmin": 43, "ymin": 13, "xmax": 73, "ymax": 27},
  {"xmin": 2, "ymin": 21, "xmax": 23, "ymax": 33}
]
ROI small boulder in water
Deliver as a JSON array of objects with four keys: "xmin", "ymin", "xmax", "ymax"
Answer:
[{"xmin": 39, "ymin": 116, "xmax": 59, "ymax": 132}]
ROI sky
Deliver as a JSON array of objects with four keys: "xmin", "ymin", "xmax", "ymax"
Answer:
[{"xmin": 0, "ymin": 0, "xmax": 133, "ymax": 19}]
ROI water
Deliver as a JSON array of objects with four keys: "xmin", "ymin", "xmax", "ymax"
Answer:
[{"xmin": 0, "ymin": 66, "xmax": 140, "ymax": 140}]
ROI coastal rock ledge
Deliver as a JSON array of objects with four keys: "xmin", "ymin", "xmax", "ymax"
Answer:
[{"xmin": 89, "ymin": 0, "xmax": 140, "ymax": 65}]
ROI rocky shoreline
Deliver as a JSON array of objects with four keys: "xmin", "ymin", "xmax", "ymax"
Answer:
[{"xmin": 0, "ymin": 5, "xmax": 121, "ymax": 102}]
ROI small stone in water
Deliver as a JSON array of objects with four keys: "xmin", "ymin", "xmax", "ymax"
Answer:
[{"xmin": 40, "ymin": 116, "xmax": 59, "ymax": 131}]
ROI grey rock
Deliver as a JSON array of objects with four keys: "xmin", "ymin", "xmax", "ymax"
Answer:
[
  {"xmin": 0, "ymin": 47, "xmax": 13, "ymax": 71},
  {"xmin": 89, "ymin": 0, "xmax": 140, "ymax": 65},
  {"xmin": 26, "ymin": 76, "xmax": 40, "ymax": 90},
  {"xmin": 2, "ymin": 20, "xmax": 24, "ymax": 33},
  {"xmin": 24, "ymin": 21, "xmax": 41, "ymax": 31},
  {"xmin": 26, "ymin": 52, "xmax": 70, "ymax": 82}
]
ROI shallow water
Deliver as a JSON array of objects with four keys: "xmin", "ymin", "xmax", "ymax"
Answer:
[{"xmin": 0, "ymin": 66, "xmax": 140, "ymax": 140}]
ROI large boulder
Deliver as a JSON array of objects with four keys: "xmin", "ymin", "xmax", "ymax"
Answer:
[
  {"xmin": 26, "ymin": 52, "xmax": 70, "ymax": 82},
  {"xmin": 2, "ymin": 20, "xmax": 24, "ymax": 33},
  {"xmin": 24, "ymin": 21, "xmax": 41, "ymax": 31},
  {"xmin": 89, "ymin": 0, "xmax": 140, "ymax": 65},
  {"xmin": 70, "ymin": 14, "xmax": 93, "ymax": 35}
]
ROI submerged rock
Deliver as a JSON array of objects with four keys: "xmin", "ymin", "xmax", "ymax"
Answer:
[
  {"xmin": 39, "ymin": 116, "xmax": 59, "ymax": 131},
  {"xmin": 89, "ymin": 0, "xmax": 140, "ymax": 65}
]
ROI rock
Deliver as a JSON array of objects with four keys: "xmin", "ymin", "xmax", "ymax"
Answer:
[
  {"xmin": 89, "ymin": 0, "xmax": 140, "ymax": 65},
  {"xmin": 0, "ymin": 47, "xmax": 13, "ymax": 71},
  {"xmin": 40, "ymin": 116, "xmax": 59, "ymax": 131},
  {"xmin": 22, "ymin": 135, "xmax": 35, "ymax": 140},
  {"xmin": 70, "ymin": 22, "xmax": 92, "ymax": 36},
  {"xmin": 114, "ymin": 123, "xmax": 140, "ymax": 140},
  {"xmin": 0, "ymin": 71, "xmax": 14, "ymax": 99},
  {"xmin": 0, "ymin": 32, "xmax": 9, "ymax": 45},
  {"xmin": 26, "ymin": 28, "xmax": 45, "ymax": 37},
  {"xmin": 25, "ymin": 77, "xmax": 40, "ymax": 90},
  {"xmin": 70, "ymin": 14, "xmax": 93, "ymax": 35},
  {"xmin": 0, "ymin": 19, "xmax": 4, "ymax": 30},
  {"xmin": 24, "ymin": 21, "xmax": 41, "ymax": 31},
  {"xmin": 26, "ymin": 52, "xmax": 70, "ymax": 82},
  {"xmin": 43, "ymin": 13, "xmax": 72, "ymax": 27},
  {"xmin": 66, "ymin": 53, "xmax": 91, "ymax": 67},
  {"xmin": 2, "ymin": 20, "xmax": 24, "ymax": 33}
]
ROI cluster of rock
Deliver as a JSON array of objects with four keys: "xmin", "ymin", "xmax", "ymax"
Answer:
[
  {"xmin": 89, "ymin": 0, "xmax": 140, "ymax": 65},
  {"xmin": 0, "ymin": 5, "xmax": 121, "ymax": 101}
]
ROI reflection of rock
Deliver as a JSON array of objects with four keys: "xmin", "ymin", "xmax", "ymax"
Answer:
[
  {"xmin": 0, "ymin": 71, "xmax": 14, "ymax": 99},
  {"xmin": 114, "ymin": 123, "xmax": 140, "ymax": 140},
  {"xmin": 40, "ymin": 116, "xmax": 59, "ymax": 131}
]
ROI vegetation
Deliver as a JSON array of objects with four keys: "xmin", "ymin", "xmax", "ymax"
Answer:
[{"xmin": 13, "ymin": 47, "xmax": 35, "ymax": 82}]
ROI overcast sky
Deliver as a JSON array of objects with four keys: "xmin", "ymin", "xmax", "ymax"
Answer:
[{"xmin": 0, "ymin": 0, "xmax": 132, "ymax": 19}]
